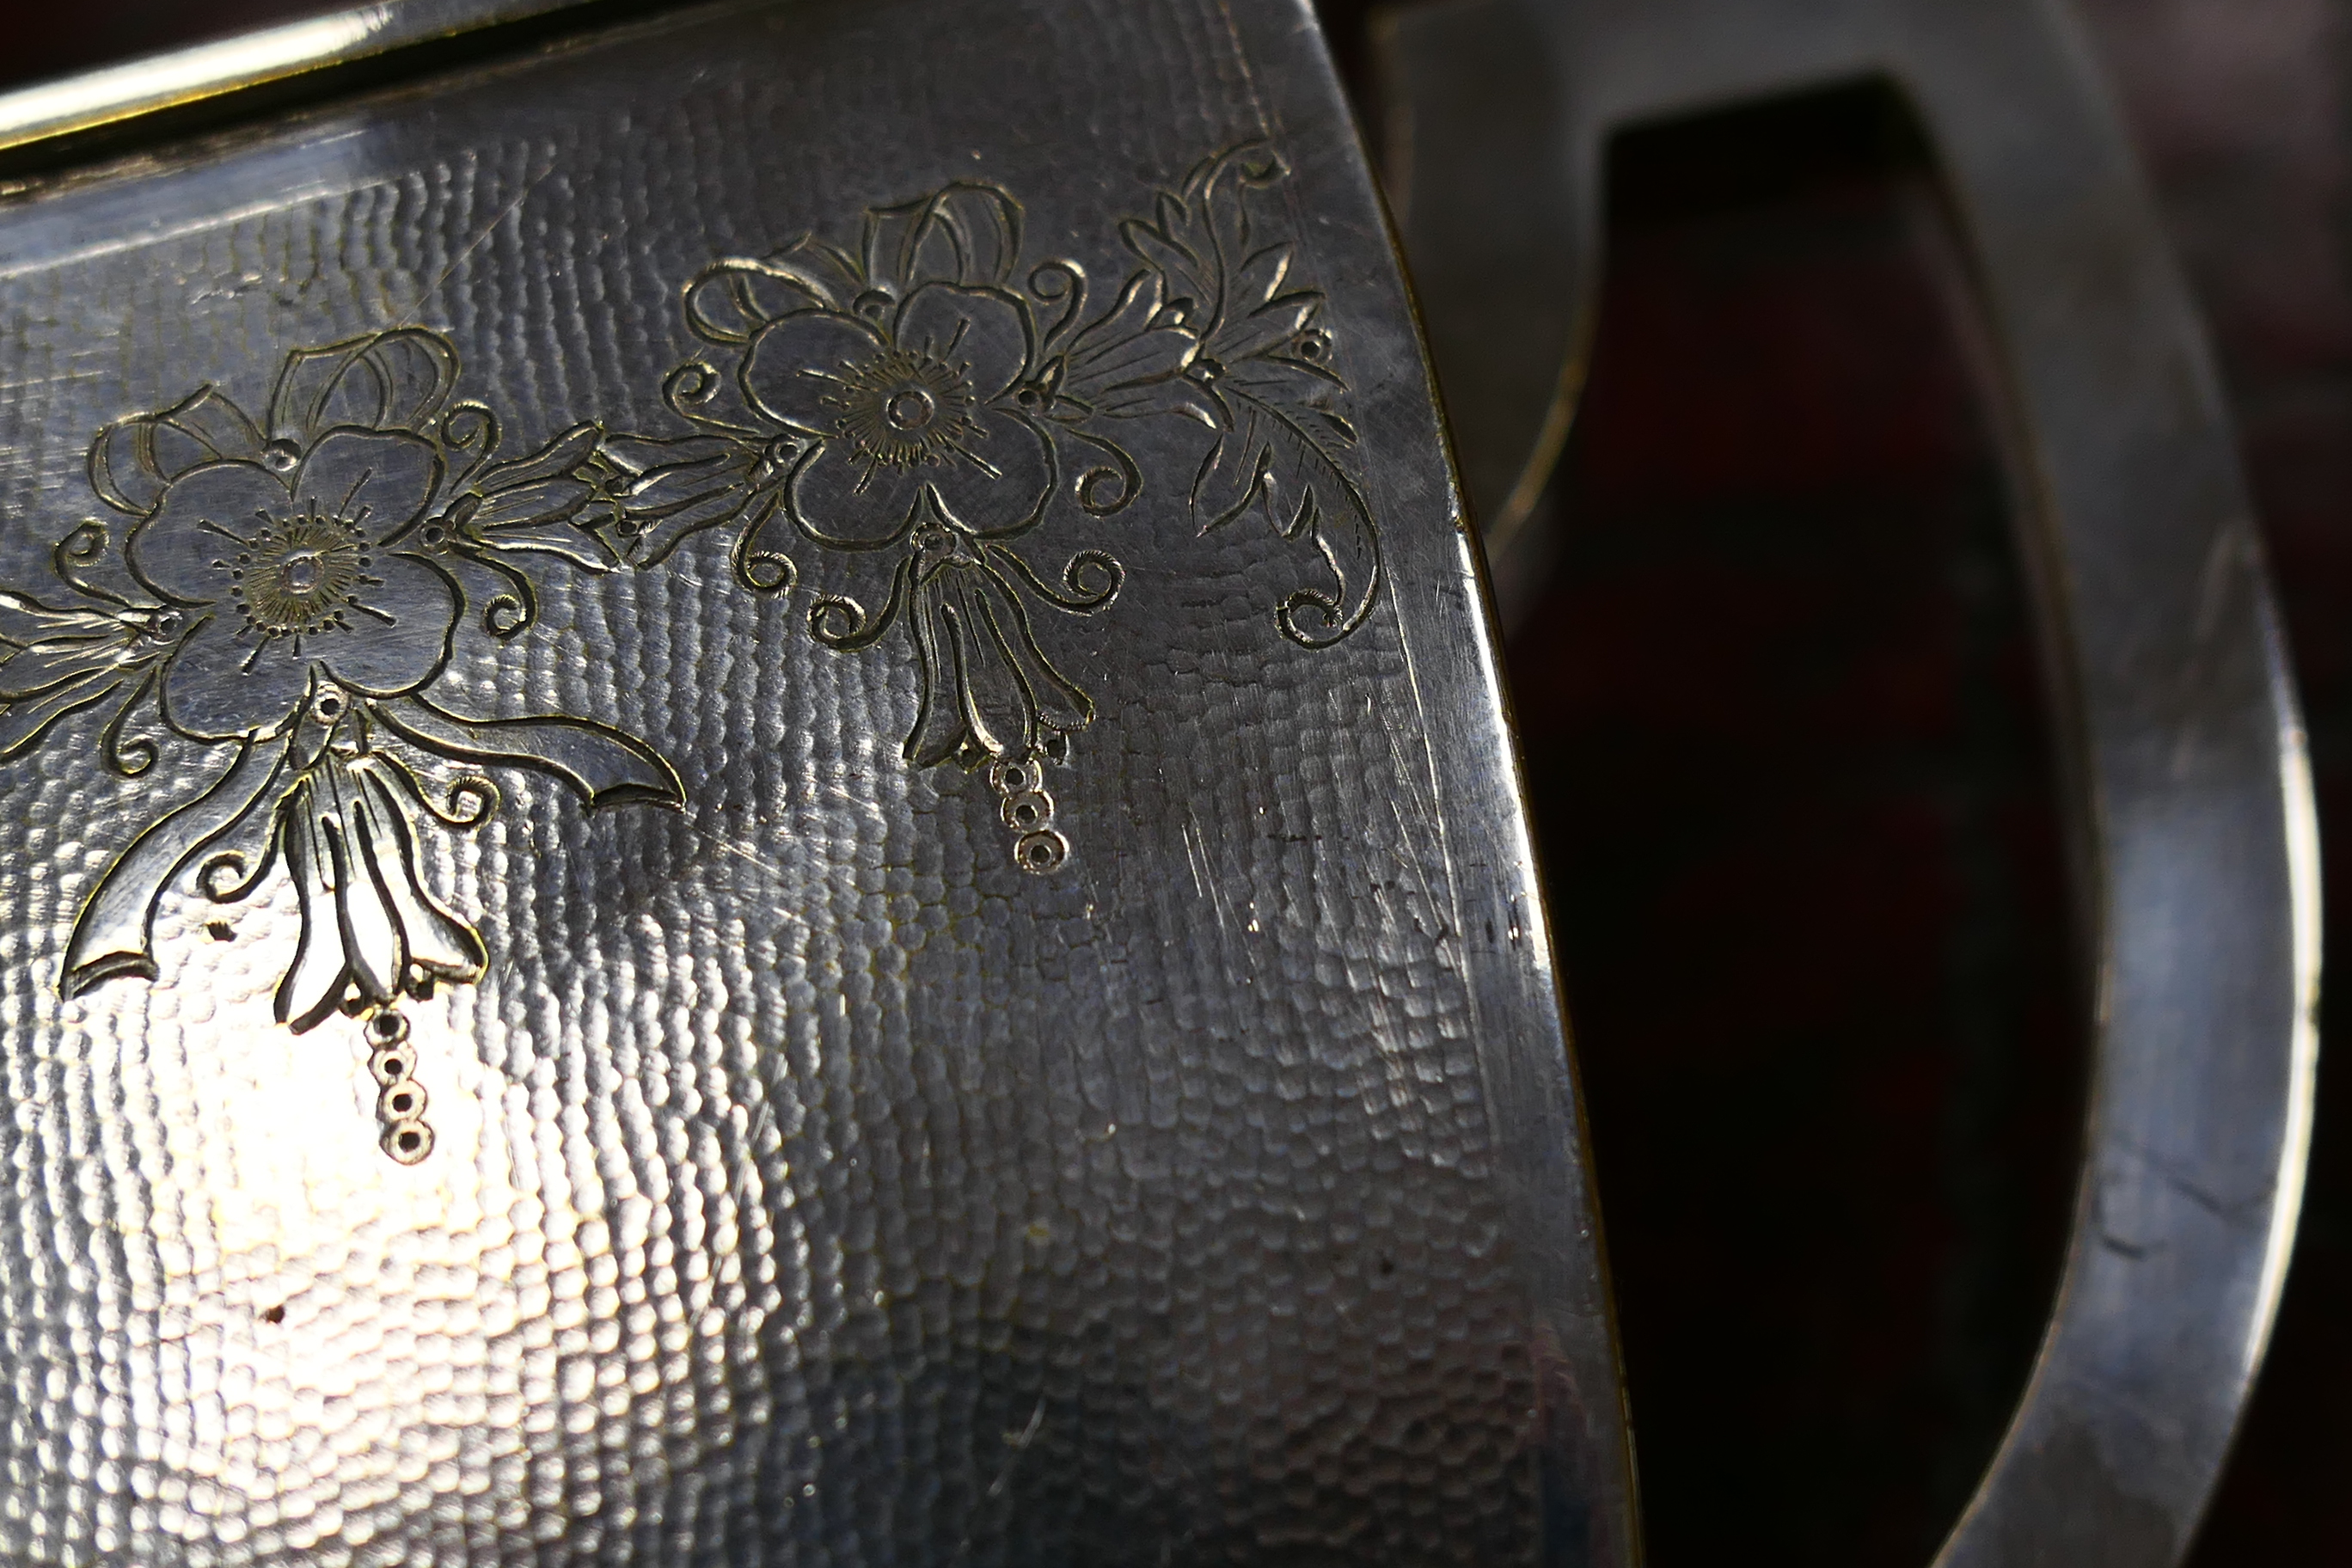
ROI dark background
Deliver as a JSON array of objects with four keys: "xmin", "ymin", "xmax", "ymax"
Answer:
[
  {"xmin": 4, "ymin": 1, "xmax": 2348, "ymax": 1562},
  {"xmin": 1512, "ymin": 84, "xmax": 2086, "ymax": 1567}
]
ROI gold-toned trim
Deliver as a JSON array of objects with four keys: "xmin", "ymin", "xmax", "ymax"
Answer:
[{"xmin": 0, "ymin": 0, "xmax": 597, "ymax": 156}]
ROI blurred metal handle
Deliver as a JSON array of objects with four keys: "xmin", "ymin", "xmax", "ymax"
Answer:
[{"xmin": 1381, "ymin": 0, "xmax": 2318, "ymax": 1561}]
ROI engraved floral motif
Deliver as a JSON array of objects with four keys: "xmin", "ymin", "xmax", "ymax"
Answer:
[
  {"xmin": 628, "ymin": 143, "xmax": 1381, "ymax": 844},
  {"xmin": 126, "ymin": 429, "xmax": 458, "ymax": 738},
  {"xmin": 0, "ymin": 140, "xmax": 1377, "ymax": 1161},
  {"xmin": 744, "ymin": 280, "xmax": 1055, "ymax": 545},
  {"xmin": 214, "ymin": 698, "xmax": 491, "ymax": 1035},
  {"xmin": 805, "ymin": 495, "xmax": 1121, "ymax": 770},
  {"xmin": 0, "ymin": 332, "xmax": 677, "ymax": 1162}
]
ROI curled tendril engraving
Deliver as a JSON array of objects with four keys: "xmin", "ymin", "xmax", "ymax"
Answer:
[
  {"xmin": 0, "ymin": 331, "xmax": 681, "ymax": 1163},
  {"xmin": 0, "ymin": 140, "xmax": 1379, "ymax": 1160}
]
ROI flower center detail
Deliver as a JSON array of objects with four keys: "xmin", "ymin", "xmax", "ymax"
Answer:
[
  {"xmin": 886, "ymin": 389, "xmax": 936, "ymax": 432},
  {"xmin": 827, "ymin": 347, "xmax": 978, "ymax": 469},
  {"xmin": 226, "ymin": 509, "xmax": 375, "ymax": 638}
]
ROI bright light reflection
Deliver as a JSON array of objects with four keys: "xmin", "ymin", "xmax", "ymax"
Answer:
[
  {"xmin": 76, "ymin": 874, "xmax": 678, "ymax": 1556},
  {"xmin": 0, "ymin": 8, "xmax": 391, "ymax": 146}
]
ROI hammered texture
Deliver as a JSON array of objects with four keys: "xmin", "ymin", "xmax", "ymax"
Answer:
[{"xmin": 0, "ymin": 2, "xmax": 1605, "ymax": 1561}]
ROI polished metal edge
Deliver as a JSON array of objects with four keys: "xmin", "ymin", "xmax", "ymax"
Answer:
[
  {"xmin": 2262, "ymin": 609, "xmax": 2322, "ymax": 1373},
  {"xmin": 0, "ymin": 0, "xmax": 603, "ymax": 156},
  {"xmin": 1382, "ymin": 0, "xmax": 2318, "ymax": 1562}
]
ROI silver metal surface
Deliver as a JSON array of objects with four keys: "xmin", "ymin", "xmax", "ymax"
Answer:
[
  {"xmin": 0, "ymin": 1, "xmax": 1635, "ymax": 1562},
  {"xmin": 1384, "ymin": 1, "xmax": 2318, "ymax": 1561}
]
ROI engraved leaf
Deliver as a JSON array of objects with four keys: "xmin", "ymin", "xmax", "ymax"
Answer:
[
  {"xmin": 1056, "ymin": 271, "xmax": 1206, "ymax": 420},
  {"xmin": 63, "ymin": 736, "xmax": 290, "ymax": 995},
  {"xmin": 358, "ymin": 764, "xmax": 487, "ymax": 979},
  {"xmin": 1191, "ymin": 389, "xmax": 1381, "ymax": 647},
  {"xmin": 864, "ymin": 181, "xmax": 1023, "ymax": 293},
  {"xmin": 1124, "ymin": 142, "xmax": 1289, "ymax": 346},
  {"xmin": 682, "ymin": 252, "xmax": 846, "ymax": 345},
  {"xmin": 0, "ymin": 634, "xmax": 138, "ymax": 701},
  {"xmin": 1228, "ymin": 242, "xmax": 1294, "ymax": 315},
  {"xmin": 88, "ymin": 386, "xmax": 266, "ymax": 517},
  {"xmin": 1118, "ymin": 217, "xmax": 1212, "ymax": 326},
  {"xmin": 0, "ymin": 671, "xmax": 127, "ymax": 762},
  {"xmin": 273, "ymin": 793, "xmax": 348, "ymax": 1032},
  {"xmin": 267, "ymin": 329, "xmax": 460, "ymax": 444},
  {"xmin": 376, "ymin": 695, "xmax": 684, "ymax": 812},
  {"xmin": 467, "ymin": 479, "xmax": 593, "ymax": 532},
  {"xmin": 0, "ymin": 587, "xmax": 131, "ymax": 651},
  {"xmin": 476, "ymin": 422, "xmax": 603, "ymax": 491},
  {"xmin": 1215, "ymin": 289, "xmax": 1325, "ymax": 365}
]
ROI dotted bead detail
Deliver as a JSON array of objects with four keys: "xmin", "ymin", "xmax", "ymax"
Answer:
[
  {"xmin": 990, "ymin": 755, "xmax": 1069, "ymax": 874},
  {"xmin": 365, "ymin": 1008, "xmax": 434, "ymax": 1165}
]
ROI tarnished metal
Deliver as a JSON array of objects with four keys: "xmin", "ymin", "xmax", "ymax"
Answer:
[
  {"xmin": 0, "ymin": 0, "xmax": 1636, "ymax": 1563},
  {"xmin": 1382, "ymin": 0, "xmax": 2318, "ymax": 1561}
]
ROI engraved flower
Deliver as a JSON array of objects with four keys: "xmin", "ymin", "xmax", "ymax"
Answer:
[
  {"xmin": 809, "ymin": 493, "xmax": 1119, "ymax": 771},
  {"xmin": 126, "ymin": 430, "xmax": 458, "ymax": 740},
  {"xmin": 900, "ymin": 511, "xmax": 1090, "ymax": 768},
  {"xmin": 264, "ymin": 732, "xmax": 487, "ymax": 1033},
  {"xmin": 740, "ymin": 283, "xmax": 1055, "ymax": 546}
]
